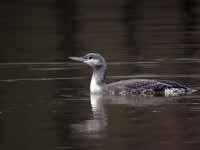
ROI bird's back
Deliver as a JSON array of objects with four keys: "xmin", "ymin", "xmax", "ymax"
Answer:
[{"xmin": 106, "ymin": 79, "xmax": 193, "ymax": 96}]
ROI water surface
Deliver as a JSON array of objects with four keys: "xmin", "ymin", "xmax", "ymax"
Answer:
[{"xmin": 0, "ymin": 58, "xmax": 200, "ymax": 150}]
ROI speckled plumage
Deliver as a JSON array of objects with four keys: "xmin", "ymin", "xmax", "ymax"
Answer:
[{"xmin": 106, "ymin": 79, "xmax": 192, "ymax": 96}]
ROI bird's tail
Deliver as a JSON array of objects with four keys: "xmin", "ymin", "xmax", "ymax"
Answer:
[{"xmin": 187, "ymin": 88, "xmax": 198, "ymax": 94}]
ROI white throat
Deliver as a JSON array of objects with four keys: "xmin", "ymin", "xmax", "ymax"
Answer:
[{"xmin": 90, "ymin": 73, "xmax": 104, "ymax": 93}]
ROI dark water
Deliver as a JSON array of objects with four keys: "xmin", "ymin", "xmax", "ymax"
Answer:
[{"xmin": 1, "ymin": 0, "xmax": 200, "ymax": 150}]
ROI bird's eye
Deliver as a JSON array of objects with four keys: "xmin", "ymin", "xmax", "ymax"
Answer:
[{"xmin": 88, "ymin": 56, "xmax": 93, "ymax": 60}]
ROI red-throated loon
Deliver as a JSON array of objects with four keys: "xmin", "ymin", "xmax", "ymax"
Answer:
[{"xmin": 69, "ymin": 53, "xmax": 196, "ymax": 96}]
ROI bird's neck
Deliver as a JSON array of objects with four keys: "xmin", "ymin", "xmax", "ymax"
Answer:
[{"xmin": 90, "ymin": 67, "xmax": 106, "ymax": 94}]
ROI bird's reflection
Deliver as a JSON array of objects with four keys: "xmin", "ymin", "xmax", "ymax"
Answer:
[
  {"xmin": 71, "ymin": 92, "xmax": 179, "ymax": 139},
  {"xmin": 71, "ymin": 94, "xmax": 107, "ymax": 138},
  {"xmin": 90, "ymin": 94, "xmax": 106, "ymax": 117},
  {"xmin": 83, "ymin": 94, "xmax": 107, "ymax": 134}
]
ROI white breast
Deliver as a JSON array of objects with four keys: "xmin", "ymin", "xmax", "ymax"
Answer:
[{"xmin": 90, "ymin": 74, "xmax": 103, "ymax": 93}]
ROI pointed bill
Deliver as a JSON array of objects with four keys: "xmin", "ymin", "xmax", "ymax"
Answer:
[{"xmin": 68, "ymin": 57, "xmax": 86, "ymax": 62}]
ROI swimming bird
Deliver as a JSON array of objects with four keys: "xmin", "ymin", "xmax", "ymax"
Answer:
[{"xmin": 69, "ymin": 53, "xmax": 196, "ymax": 96}]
